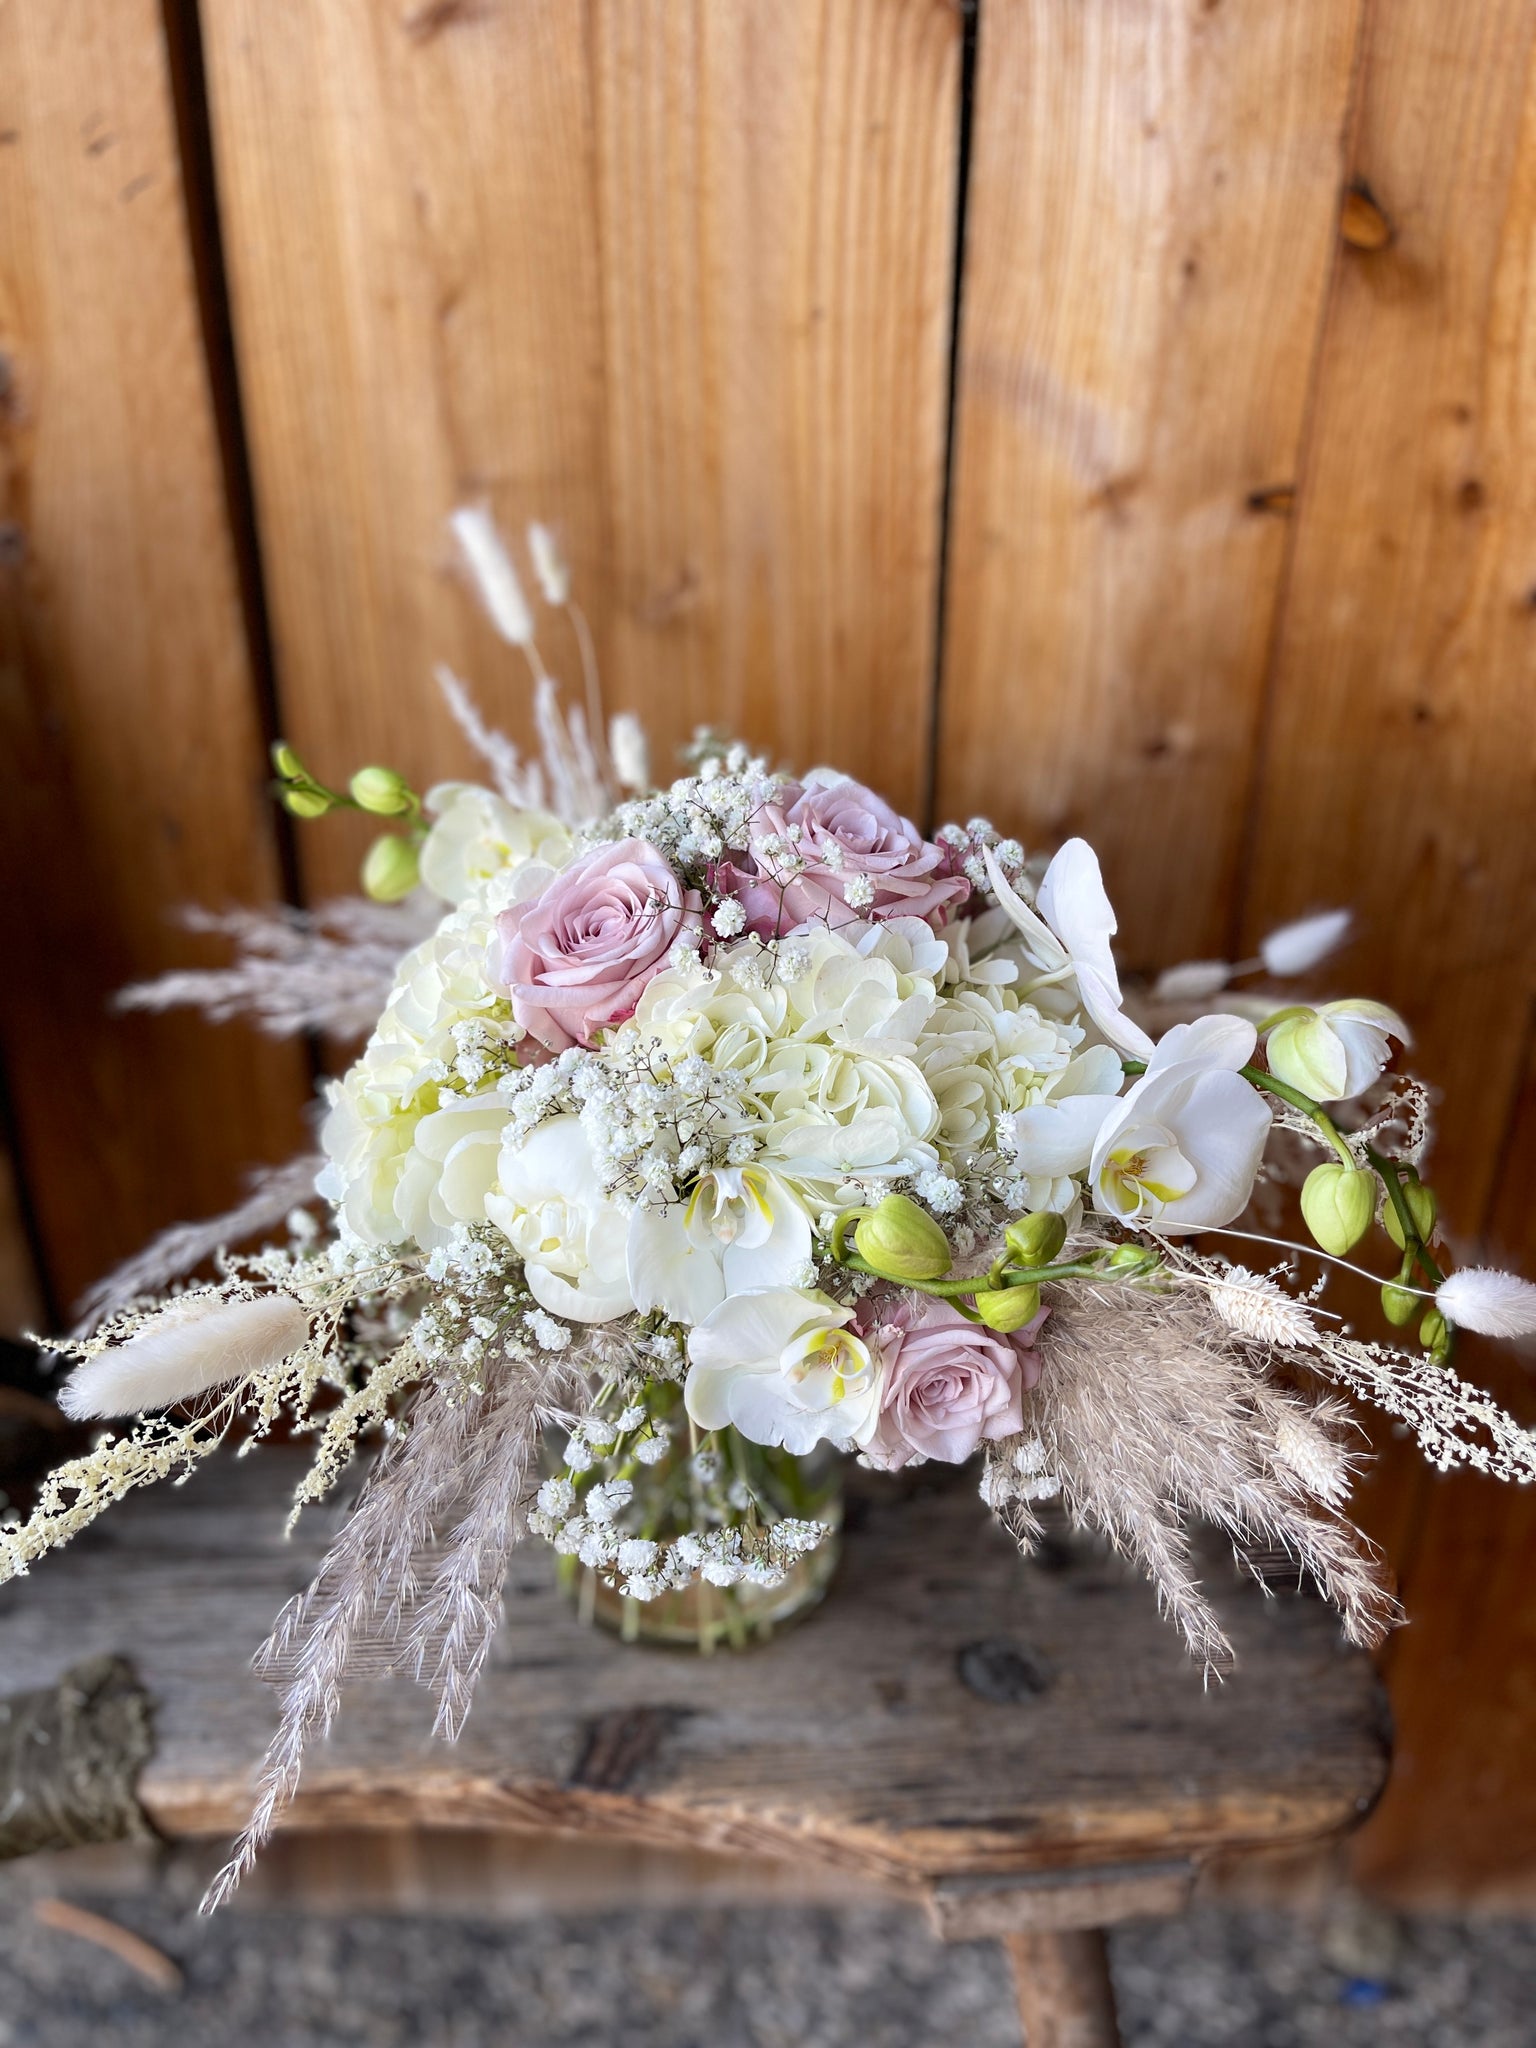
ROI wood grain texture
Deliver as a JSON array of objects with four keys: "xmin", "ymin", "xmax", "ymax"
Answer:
[
  {"xmin": 0, "ymin": 0, "xmax": 310, "ymax": 1310},
  {"xmin": 1237, "ymin": 0, "xmax": 1536, "ymax": 1224},
  {"xmin": 0, "ymin": 1454, "xmax": 1390, "ymax": 1887},
  {"xmin": 200, "ymin": 0, "xmax": 959, "ymax": 898},
  {"xmin": 935, "ymin": 0, "xmax": 1362, "ymax": 959}
]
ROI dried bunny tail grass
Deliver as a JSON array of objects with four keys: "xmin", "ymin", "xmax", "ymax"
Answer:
[
  {"xmin": 71, "ymin": 1154, "xmax": 326, "ymax": 1334},
  {"xmin": 116, "ymin": 899, "xmax": 432, "ymax": 1042},
  {"xmin": 202, "ymin": 1347, "xmax": 575, "ymax": 1913},
  {"xmin": 58, "ymin": 1290, "xmax": 311, "ymax": 1420},
  {"xmin": 1006, "ymin": 1277, "xmax": 1397, "ymax": 1672}
]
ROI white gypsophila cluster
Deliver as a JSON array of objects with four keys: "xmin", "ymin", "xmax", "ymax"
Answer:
[{"xmin": 599, "ymin": 750, "xmax": 787, "ymax": 874}]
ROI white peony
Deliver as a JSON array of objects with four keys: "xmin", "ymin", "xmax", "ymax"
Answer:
[
  {"xmin": 418, "ymin": 783, "xmax": 573, "ymax": 906},
  {"xmin": 685, "ymin": 1288, "xmax": 881, "ymax": 1452},
  {"xmin": 626, "ymin": 1166, "xmax": 813, "ymax": 1324},
  {"xmin": 485, "ymin": 1115, "xmax": 634, "ymax": 1322}
]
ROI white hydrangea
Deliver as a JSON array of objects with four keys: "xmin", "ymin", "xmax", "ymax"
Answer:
[{"xmin": 418, "ymin": 783, "xmax": 573, "ymax": 905}]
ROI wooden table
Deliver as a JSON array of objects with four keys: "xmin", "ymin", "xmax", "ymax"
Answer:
[{"xmin": 0, "ymin": 1454, "xmax": 1390, "ymax": 2046}]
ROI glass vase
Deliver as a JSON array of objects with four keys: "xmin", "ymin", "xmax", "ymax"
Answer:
[{"xmin": 549, "ymin": 1381, "xmax": 842, "ymax": 1652}]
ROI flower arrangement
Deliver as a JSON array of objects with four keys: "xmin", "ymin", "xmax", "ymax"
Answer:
[{"xmin": 6, "ymin": 510, "xmax": 1535, "ymax": 1912}]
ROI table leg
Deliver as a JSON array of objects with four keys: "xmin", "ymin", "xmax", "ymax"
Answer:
[{"xmin": 1003, "ymin": 1928, "xmax": 1122, "ymax": 2048}]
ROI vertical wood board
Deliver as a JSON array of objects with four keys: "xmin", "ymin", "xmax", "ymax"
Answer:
[
  {"xmin": 936, "ymin": 0, "xmax": 1362, "ymax": 957},
  {"xmin": 0, "ymin": 0, "xmax": 310, "ymax": 1308},
  {"xmin": 200, "ymin": 0, "xmax": 961, "ymax": 899}
]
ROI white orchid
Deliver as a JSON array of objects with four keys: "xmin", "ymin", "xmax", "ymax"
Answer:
[
  {"xmin": 685, "ymin": 1289, "xmax": 881, "ymax": 1453},
  {"xmin": 1085, "ymin": 1014, "xmax": 1271, "ymax": 1233},
  {"xmin": 983, "ymin": 839, "xmax": 1154, "ymax": 1060},
  {"xmin": 626, "ymin": 1166, "xmax": 813, "ymax": 1324},
  {"xmin": 484, "ymin": 1115, "xmax": 634, "ymax": 1322},
  {"xmin": 1005, "ymin": 1041, "xmax": 1128, "ymax": 1181},
  {"xmin": 1263, "ymin": 999, "xmax": 1410, "ymax": 1103}
]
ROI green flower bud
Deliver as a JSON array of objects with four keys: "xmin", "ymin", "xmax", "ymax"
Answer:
[
  {"xmin": 1105, "ymin": 1243, "xmax": 1161, "ymax": 1276},
  {"xmin": 1004, "ymin": 1211, "xmax": 1067, "ymax": 1269},
  {"xmin": 282, "ymin": 785, "xmax": 333, "ymax": 819},
  {"xmin": 271, "ymin": 740, "xmax": 307, "ymax": 780},
  {"xmin": 853, "ymin": 1195, "xmax": 952, "ymax": 1282},
  {"xmin": 1381, "ymin": 1270, "xmax": 1418, "ymax": 1326},
  {"xmin": 1383, "ymin": 1177, "xmax": 1437, "ymax": 1251},
  {"xmin": 361, "ymin": 833, "xmax": 420, "ymax": 902},
  {"xmin": 972, "ymin": 1282, "xmax": 1042, "ymax": 1333},
  {"xmin": 1418, "ymin": 1305, "xmax": 1451, "ymax": 1362},
  {"xmin": 1300, "ymin": 1162, "xmax": 1375, "ymax": 1256},
  {"xmin": 349, "ymin": 764, "xmax": 416, "ymax": 817},
  {"xmin": 1265, "ymin": 1008, "xmax": 1348, "ymax": 1102}
]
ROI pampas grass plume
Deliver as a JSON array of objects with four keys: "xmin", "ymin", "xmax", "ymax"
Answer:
[
  {"xmin": 1437, "ymin": 1268, "xmax": 1536, "ymax": 1339},
  {"xmin": 60, "ymin": 1292, "xmax": 310, "ymax": 1420}
]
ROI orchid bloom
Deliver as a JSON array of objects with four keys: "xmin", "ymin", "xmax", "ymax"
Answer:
[
  {"xmin": 1006, "ymin": 1042, "xmax": 1127, "ymax": 1184},
  {"xmin": 1263, "ymin": 999, "xmax": 1410, "ymax": 1103},
  {"xmin": 684, "ymin": 1289, "xmax": 881, "ymax": 1453},
  {"xmin": 626, "ymin": 1166, "xmax": 812, "ymax": 1325},
  {"xmin": 1089, "ymin": 1014, "xmax": 1272, "ymax": 1233},
  {"xmin": 983, "ymin": 840, "xmax": 1154, "ymax": 1060}
]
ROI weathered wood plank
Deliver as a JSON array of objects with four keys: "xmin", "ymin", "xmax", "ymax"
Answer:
[
  {"xmin": 200, "ymin": 0, "xmax": 960, "ymax": 898},
  {"xmin": 0, "ymin": 0, "xmax": 310, "ymax": 1310},
  {"xmin": 1236, "ymin": 2, "xmax": 1536, "ymax": 1900},
  {"xmin": 1237, "ymin": 0, "xmax": 1536, "ymax": 1222},
  {"xmin": 935, "ymin": 0, "xmax": 1362, "ymax": 959},
  {"xmin": 0, "ymin": 1455, "xmax": 1389, "ymax": 1888}
]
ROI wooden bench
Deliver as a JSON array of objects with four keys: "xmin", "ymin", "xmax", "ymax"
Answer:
[{"xmin": 0, "ymin": 1454, "xmax": 1390, "ymax": 2046}]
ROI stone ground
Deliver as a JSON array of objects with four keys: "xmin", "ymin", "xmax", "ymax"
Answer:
[{"xmin": 0, "ymin": 1881, "xmax": 1532, "ymax": 2048}]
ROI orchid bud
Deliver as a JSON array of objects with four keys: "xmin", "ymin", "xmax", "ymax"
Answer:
[
  {"xmin": 1105, "ymin": 1243, "xmax": 1161, "ymax": 1276},
  {"xmin": 271, "ymin": 741, "xmax": 307, "ymax": 780},
  {"xmin": 1265, "ymin": 1008, "xmax": 1347, "ymax": 1102},
  {"xmin": 349, "ymin": 765, "xmax": 415, "ymax": 816},
  {"xmin": 973, "ymin": 1282, "xmax": 1041, "ymax": 1333},
  {"xmin": 1005, "ymin": 1211, "xmax": 1067, "ymax": 1268},
  {"xmin": 1300, "ymin": 1163, "xmax": 1374, "ymax": 1256},
  {"xmin": 1381, "ymin": 1261, "xmax": 1418, "ymax": 1327},
  {"xmin": 1419, "ymin": 1306, "xmax": 1452, "ymax": 1362},
  {"xmin": 853, "ymin": 1195, "xmax": 951, "ymax": 1281},
  {"xmin": 282, "ymin": 785, "xmax": 333, "ymax": 819},
  {"xmin": 1383, "ymin": 1176, "xmax": 1437, "ymax": 1251},
  {"xmin": 361, "ymin": 833, "xmax": 420, "ymax": 902}
]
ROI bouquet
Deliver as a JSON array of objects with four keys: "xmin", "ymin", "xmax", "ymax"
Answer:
[{"xmin": 6, "ymin": 510, "xmax": 1534, "ymax": 1912}]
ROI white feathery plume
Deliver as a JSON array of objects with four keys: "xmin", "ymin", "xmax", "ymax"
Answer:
[
  {"xmin": 1437, "ymin": 1267, "xmax": 1536, "ymax": 1338},
  {"xmin": 72, "ymin": 1154, "xmax": 326, "ymax": 1333},
  {"xmin": 527, "ymin": 521, "xmax": 570, "ymax": 606},
  {"xmin": 434, "ymin": 664, "xmax": 543, "ymax": 807},
  {"xmin": 1152, "ymin": 960, "xmax": 1233, "ymax": 1002},
  {"xmin": 59, "ymin": 1291, "xmax": 311, "ymax": 1420},
  {"xmin": 1260, "ymin": 908, "xmax": 1351, "ymax": 978},
  {"xmin": 609, "ymin": 711, "xmax": 650, "ymax": 793},
  {"xmin": 118, "ymin": 901, "xmax": 427, "ymax": 1043},
  {"xmin": 450, "ymin": 504, "xmax": 534, "ymax": 648}
]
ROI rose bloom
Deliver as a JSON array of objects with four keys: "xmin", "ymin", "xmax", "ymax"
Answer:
[
  {"xmin": 717, "ymin": 772, "xmax": 969, "ymax": 938},
  {"xmin": 493, "ymin": 838, "xmax": 702, "ymax": 1051},
  {"xmin": 861, "ymin": 1296, "xmax": 1042, "ymax": 1471}
]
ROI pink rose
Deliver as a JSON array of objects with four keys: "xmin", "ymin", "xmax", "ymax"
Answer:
[
  {"xmin": 862, "ymin": 1297, "xmax": 1042, "ymax": 1471},
  {"xmin": 716, "ymin": 774, "xmax": 969, "ymax": 938},
  {"xmin": 493, "ymin": 838, "xmax": 702, "ymax": 1052}
]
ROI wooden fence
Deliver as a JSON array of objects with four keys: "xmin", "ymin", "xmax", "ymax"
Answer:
[{"xmin": 3, "ymin": 0, "xmax": 1534, "ymax": 1902}]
